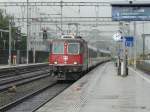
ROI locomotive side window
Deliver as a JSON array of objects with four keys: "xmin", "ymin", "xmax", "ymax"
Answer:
[
  {"xmin": 52, "ymin": 42, "xmax": 64, "ymax": 54},
  {"xmin": 68, "ymin": 43, "xmax": 80, "ymax": 54}
]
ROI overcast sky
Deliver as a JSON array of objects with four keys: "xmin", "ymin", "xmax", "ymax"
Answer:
[{"xmin": 1, "ymin": 0, "xmax": 150, "ymax": 47}]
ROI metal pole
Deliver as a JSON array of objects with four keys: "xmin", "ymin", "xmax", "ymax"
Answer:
[
  {"xmin": 26, "ymin": 0, "xmax": 29, "ymax": 64},
  {"xmin": 33, "ymin": 33, "xmax": 36, "ymax": 63},
  {"xmin": 134, "ymin": 21, "xmax": 136, "ymax": 69},
  {"xmin": 4, "ymin": 40, "xmax": 6, "ymax": 49},
  {"xmin": 117, "ymin": 42, "xmax": 121, "ymax": 75},
  {"xmin": 9, "ymin": 20, "xmax": 12, "ymax": 66},
  {"xmin": 142, "ymin": 35, "xmax": 145, "ymax": 60},
  {"xmin": 142, "ymin": 22, "xmax": 145, "ymax": 60},
  {"xmin": 76, "ymin": 24, "xmax": 79, "ymax": 36},
  {"xmin": 68, "ymin": 24, "xmax": 70, "ymax": 34},
  {"xmin": 60, "ymin": 0, "xmax": 63, "ymax": 33},
  {"xmin": 123, "ymin": 37, "xmax": 126, "ymax": 76}
]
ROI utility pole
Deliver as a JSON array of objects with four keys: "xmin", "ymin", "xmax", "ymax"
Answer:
[
  {"xmin": 76, "ymin": 24, "xmax": 79, "ymax": 36},
  {"xmin": 9, "ymin": 20, "xmax": 12, "ymax": 66},
  {"xmin": 95, "ymin": 6, "xmax": 99, "ymax": 27},
  {"xmin": 27, "ymin": 0, "xmax": 29, "ymax": 64},
  {"xmin": 123, "ymin": 36, "xmax": 127, "ymax": 76},
  {"xmin": 68, "ymin": 23, "xmax": 70, "ymax": 34},
  {"xmin": 142, "ymin": 35, "xmax": 145, "ymax": 60},
  {"xmin": 33, "ymin": 32, "xmax": 36, "ymax": 63},
  {"xmin": 134, "ymin": 21, "xmax": 136, "ymax": 69},
  {"xmin": 142, "ymin": 22, "xmax": 145, "ymax": 60},
  {"xmin": 3, "ymin": 40, "xmax": 6, "ymax": 49},
  {"xmin": 16, "ymin": 27, "xmax": 21, "ymax": 65},
  {"xmin": 60, "ymin": 0, "xmax": 63, "ymax": 33}
]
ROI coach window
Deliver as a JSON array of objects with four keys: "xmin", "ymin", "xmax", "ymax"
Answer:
[
  {"xmin": 52, "ymin": 42, "xmax": 64, "ymax": 54},
  {"xmin": 80, "ymin": 44, "xmax": 84, "ymax": 53},
  {"xmin": 68, "ymin": 43, "xmax": 80, "ymax": 54}
]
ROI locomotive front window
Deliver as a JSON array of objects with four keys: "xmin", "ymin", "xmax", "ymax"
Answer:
[
  {"xmin": 68, "ymin": 43, "xmax": 80, "ymax": 54},
  {"xmin": 52, "ymin": 42, "xmax": 64, "ymax": 54}
]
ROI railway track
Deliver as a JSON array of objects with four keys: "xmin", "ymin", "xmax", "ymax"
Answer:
[
  {"xmin": 0, "ymin": 67, "xmax": 50, "ymax": 91},
  {"xmin": 0, "ymin": 81, "xmax": 71, "ymax": 112},
  {"xmin": 0, "ymin": 64, "xmax": 53, "ymax": 110},
  {"xmin": 0, "ymin": 64, "xmax": 70, "ymax": 112},
  {"xmin": 0, "ymin": 63, "xmax": 48, "ymax": 90},
  {"xmin": 0, "ymin": 65, "xmax": 48, "ymax": 79},
  {"xmin": 0, "ymin": 71, "xmax": 50, "ymax": 92}
]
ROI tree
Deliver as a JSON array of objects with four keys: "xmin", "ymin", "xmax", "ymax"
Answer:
[
  {"xmin": 0, "ymin": 10, "xmax": 9, "ymax": 29},
  {"xmin": 19, "ymin": 34, "xmax": 27, "ymax": 50},
  {"xmin": 0, "ymin": 9, "xmax": 27, "ymax": 51},
  {"xmin": 0, "ymin": 9, "xmax": 13, "ymax": 50},
  {"xmin": 0, "ymin": 9, "xmax": 9, "ymax": 49}
]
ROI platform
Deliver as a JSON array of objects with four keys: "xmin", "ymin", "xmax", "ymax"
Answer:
[{"xmin": 36, "ymin": 62, "xmax": 150, "ymax": 112}]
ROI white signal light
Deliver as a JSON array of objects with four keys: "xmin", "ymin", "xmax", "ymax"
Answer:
[
  {"xmin": 74, "ymin": 61, "xmax": 77, "ymax": 65},
  {"xmin": 54, "ymin": 61, "xmax": 58, "ymax": 64}
]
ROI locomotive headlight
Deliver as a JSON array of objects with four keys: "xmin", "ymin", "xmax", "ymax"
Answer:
[
  {"xmin": 54, "ymin": 61, "xmax": 58, "ymax": 64},
  {"xmin": 74, "ymin": 61, "xmax": 77, "ymax": 65}
]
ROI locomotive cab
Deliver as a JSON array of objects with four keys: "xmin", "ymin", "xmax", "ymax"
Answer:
[{"xmin": 49, "ymin": 35, "xmax": 88, "ymax": 80}]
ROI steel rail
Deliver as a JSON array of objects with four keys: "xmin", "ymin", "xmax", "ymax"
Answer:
[
  {"xmin": 0, "ymin": 66, "xmax": 48, "ymax": 79},
  {"xmin": 0, "ymin": 81, "xmax": 58, "ymax": 112}
]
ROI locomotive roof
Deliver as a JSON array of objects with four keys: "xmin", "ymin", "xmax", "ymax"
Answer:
[{"xmin": 52, "ymin": 38, "xmax": 86, "ymax": 43}]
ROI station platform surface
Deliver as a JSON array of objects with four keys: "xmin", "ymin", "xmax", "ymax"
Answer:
[{"xmin": 36, "ymin": 62, "xmax": 150, "ymax": 112}]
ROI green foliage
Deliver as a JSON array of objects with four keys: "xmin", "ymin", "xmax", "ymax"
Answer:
[
  {"xmin": 0, "ymin": 10, "xmax": 9, "ymax": 29},
  {"xmin": 0, "ymin": 9, "xmax": 27, "ymax": 50},
  {"xmin": 0, "ymin": 9, "xmax": 9, "ymax": 49},
  {"xmin": 19, "ymin": 34, "xmax": 27, "ymax": 50}
]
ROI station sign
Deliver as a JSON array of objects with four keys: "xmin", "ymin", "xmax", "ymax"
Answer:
[
  {"xmin": 124, "ymin": 36, "xmax": 134, "ymax": 47},
  {"xmin": 111, "ymin": 3, "xmax": 150, "ymax": 21}
]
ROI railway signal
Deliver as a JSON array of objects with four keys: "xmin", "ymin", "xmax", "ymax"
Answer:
[
  {"xmin": 43, "ymin": 30, "xmax": 47, "ymax": 40},
  {"xmin": 15, "ymin": 29, "xmax": 21, "ymax": 42}
]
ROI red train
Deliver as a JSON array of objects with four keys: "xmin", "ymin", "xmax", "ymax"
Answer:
[{"xmin": 49, "ymin": 35, "xmax": 110, "ymax": 80}]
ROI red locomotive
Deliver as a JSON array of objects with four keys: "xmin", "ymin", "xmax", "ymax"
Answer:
[
  {"xmin": 49, "ymin": 35, "xmax": 110, "ymax": 80},
  {"xmin": 49, "ymin": 35, "xmax": 89, "ymax": 80}
]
